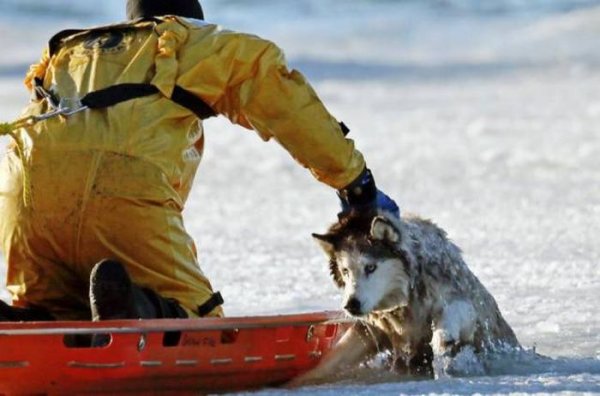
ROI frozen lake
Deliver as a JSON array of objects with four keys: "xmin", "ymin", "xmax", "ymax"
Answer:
[{"xmin": 0, "ymin": 0, "xmax": 599, "ymax": 393}]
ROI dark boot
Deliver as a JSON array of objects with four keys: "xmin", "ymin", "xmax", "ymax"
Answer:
[
  {"xmin": 89, "ymin": 259, "xmax": 188, "ymax": 321},
  {"xmin": 0, "ymin": 300, "xmax": 54, "ymax": 322},
  {"xmin": 89, "ymin": 259, "xmax": 188, "ymax": 347}
]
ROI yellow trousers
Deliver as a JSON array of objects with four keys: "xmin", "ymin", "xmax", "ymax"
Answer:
[{"xmin": 0, "ymin": 147, "xmax": 221, "ymax": 320}]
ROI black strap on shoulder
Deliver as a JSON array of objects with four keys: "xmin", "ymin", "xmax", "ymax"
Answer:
[
  {"xmin": 171, "ymin": 85, "xmax": 217, "ymax": 119},
  {"xmin": 49, "ymin": 29, "xmax": 88, "ymax": 56},
  {"xmin": 48, "ymin": 17, "xmax": 163, "ymax": 56},
  {"xmin": 79, "ymin": 83, "xmax": 216, "ymax": 120},
  {"xmin": 81, "ymin": 83, "xmax": 159, "ymax": 109},
  {"xmin": 197, "ymin": 292, "xmax": 224, "ymax": 317},
  {"xmin": 45, "ymin": 18, "xmax": 216, "ymax": 120}
]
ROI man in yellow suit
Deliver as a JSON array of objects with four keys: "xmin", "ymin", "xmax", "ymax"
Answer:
[{"xmin": 0, "ymin": 0, "xmax": 399, "ymax": 321}]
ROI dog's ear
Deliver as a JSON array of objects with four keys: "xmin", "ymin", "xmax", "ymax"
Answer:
[
  {"xmin": 370, "ymin": 216, "xmax": 400, "ymax": 244},
  {"xmin": 313, "ymin": 233, "xmax": 345, "ymax": 288},
  {"xmin": 312, "ymin": 233, "xmax": 337, "ymax": 257},
  {"xmin": 329, "ymin": 259, "xmax": 345, "ymax": 288}
]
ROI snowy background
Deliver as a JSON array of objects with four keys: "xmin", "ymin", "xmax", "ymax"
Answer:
[{"xmin": 0, "ymin": 0, "xmax": 599, "ymax": 394}]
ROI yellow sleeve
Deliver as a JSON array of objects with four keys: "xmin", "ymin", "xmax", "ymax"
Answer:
[{"xmin": 179, "ymin": 28, "xmax": 365, "ymax": 189}]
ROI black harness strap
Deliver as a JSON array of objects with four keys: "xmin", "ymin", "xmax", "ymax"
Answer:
[
  {"xmin": 45, "ymin": 18, "xmax": 217, "ymax": 120},
  {"xmin": 48, "ymin": 17, "xmax": 162, "ymax": 57},
  {"xmin": 171, "ymin": 85, "xmax": 217, "ymax": 120},
  {"xmin": 49, "ymin": 29, "xmax": 89, "ymax": 57},
  {"xmin": 81, "ymin": 83, "xmax": 159, "ymax": 109},
  {"xmin": 197, "ymin": 292, "xmax": 224, "ymax": 317},
  {"xmin": 78, "ymin": 83, "xmax": 216, "ymax": 120}
]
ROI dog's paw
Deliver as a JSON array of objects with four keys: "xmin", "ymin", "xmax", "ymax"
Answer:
[
  {"xmin": 433, "ymin": 345, "xmax": 485, "ymax": 378},
  {"xmin": 431, "ymin": 328, "xmax": 460, "ymax": 356}
]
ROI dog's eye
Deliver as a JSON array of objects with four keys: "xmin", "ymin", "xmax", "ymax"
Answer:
[
  {"xmin": 341, "ymin": 268, "xmax": 349, "ymax": 276},
  {"xmin": 365, "ymin": 263, "xmax": 377, "ymax": 275}
]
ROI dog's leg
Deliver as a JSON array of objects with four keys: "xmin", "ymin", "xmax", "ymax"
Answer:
[
  {"xmin": 286, "ymin": 321, "xmax": 382, "ymax": 387},
  {"xmin": 430, "ymin": 300, "xmax": 488, "ymax": 377},
  {"xmin": 431, "ymin": 299, "xmax": 476, "ymax": 357}
]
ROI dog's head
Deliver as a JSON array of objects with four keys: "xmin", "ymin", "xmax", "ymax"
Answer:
[{"xmin": 313, "ymin": 211, "xmax": 417, "ymax": 317}]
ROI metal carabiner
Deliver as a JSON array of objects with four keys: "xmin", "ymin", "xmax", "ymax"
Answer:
[
  {"xmin": 61, "ymin": 105, "xmax": 89, "ymax": 116},
  {"xmin": 32, "ymin": 97, "xmax": 89, "ymax": 122},
  {"xmin": 33, "ymin": 108, "xmax": 65, "ymax": 122}
]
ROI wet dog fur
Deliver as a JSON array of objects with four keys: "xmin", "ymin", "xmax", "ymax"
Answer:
[{"xmin": 293, "ymin": 210, "xmax": 520, "ymax": 384}]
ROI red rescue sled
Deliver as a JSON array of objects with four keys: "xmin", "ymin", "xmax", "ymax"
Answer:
[{"xmin": 0, "ymin": 311, "xmax": 351, "ymax": 394}]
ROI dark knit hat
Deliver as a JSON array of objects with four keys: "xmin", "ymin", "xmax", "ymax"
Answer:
[{"xmin": 126, "ymin": 0, "xmax": 204, "ymax": 20}]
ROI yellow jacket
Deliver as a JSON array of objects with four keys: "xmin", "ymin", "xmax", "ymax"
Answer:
[
  {"xmin": 23, "ymin": 16, "xmax": 365, "ymax": 204},
  {"xmin": 0, "ymin": 16, "xmax": 365, "ymax": 319}
]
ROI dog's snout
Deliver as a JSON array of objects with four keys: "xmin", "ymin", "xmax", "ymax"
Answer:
[{"xmin": 344, "ymin": 297, "xmax": 362, "ymax": 316}]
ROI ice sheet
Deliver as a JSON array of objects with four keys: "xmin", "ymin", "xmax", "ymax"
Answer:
[{"xmin": 0, "ymin": 1, "xmax": 598, "ymax": 393}]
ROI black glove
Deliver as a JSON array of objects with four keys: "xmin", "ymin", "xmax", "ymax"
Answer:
[{"xmin": 337, "ymin": 168, "xmax": 400, "ymax": 217}]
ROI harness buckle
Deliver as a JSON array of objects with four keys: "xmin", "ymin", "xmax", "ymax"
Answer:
[{"xmin": 34, "ymin": 97, "xmax": 89, "ymax": 122}]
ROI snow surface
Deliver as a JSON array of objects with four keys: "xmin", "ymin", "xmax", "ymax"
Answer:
[{"xmin": 0, "ymin": 0, "xmax": 599, "ymax": 394}]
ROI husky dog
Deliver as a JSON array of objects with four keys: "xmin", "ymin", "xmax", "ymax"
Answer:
[{"xmin": 297, "ymin": 211, "xmax": 520, "ymax": 383}]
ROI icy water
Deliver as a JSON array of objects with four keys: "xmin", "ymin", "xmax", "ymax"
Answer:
[{"xmin": 0, "ymin": 1, "xmax": 599, "ymax": 394}]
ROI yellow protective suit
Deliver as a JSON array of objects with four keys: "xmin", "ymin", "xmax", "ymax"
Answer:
[{"xmin": 0, "ymin": 16, "xmax": 365, "ymax": 320}]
